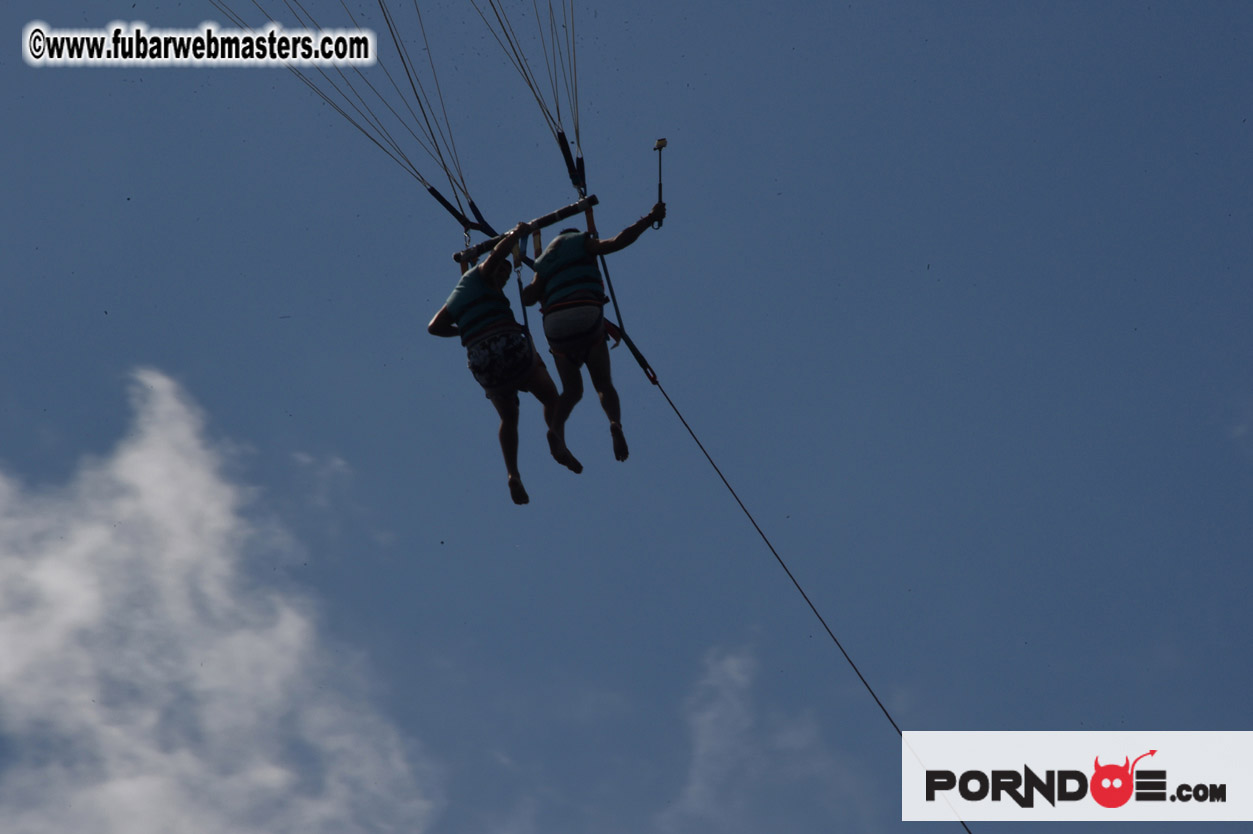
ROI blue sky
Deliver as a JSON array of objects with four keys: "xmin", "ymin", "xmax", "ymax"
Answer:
[{"xmin": 4, "ymin": 2, "xmax": 1252, "ymax": 832}]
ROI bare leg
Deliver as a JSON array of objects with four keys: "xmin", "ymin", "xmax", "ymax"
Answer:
[
  {"xmin": 585, "ymin": 339, "xmax": 627, "ymax": 461},
  {"xmin": 526, "ymin": 357, "xmax": 582, "ymax": 474},
  {"xmin": 551, "ymin": 351, "xmax": 584, "ymax": 440},
  {"xmin": 489, "ymin": 394, "xmax": 529, "ymax": 504}
]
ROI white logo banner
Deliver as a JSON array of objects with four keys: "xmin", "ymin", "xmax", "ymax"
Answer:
[{"xmin": 902, "ymin": 731, "xmax": 1253, "ymax": 822}]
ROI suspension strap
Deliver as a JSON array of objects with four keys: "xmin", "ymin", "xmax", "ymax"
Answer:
[
  {"xmin": 653, "ymin": 138, "xmax": 667, "ymax": 229},
  {"xmin": 584, "ymin": 202, "xmax": 599, "ymax": 238},
  {"xmin": 599, "ymin": 253, "xmax": 657, "ymax": 385},
  {"xmin": 513, "ymin": 244, "xmax": 530, "ymax": 336}
]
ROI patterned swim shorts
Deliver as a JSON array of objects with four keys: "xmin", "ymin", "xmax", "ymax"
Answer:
[{"xmin": 466, "ymin": 330, "xmax": 536, "ymax": 395}]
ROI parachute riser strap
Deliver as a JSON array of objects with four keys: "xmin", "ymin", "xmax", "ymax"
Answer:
[
  {"xmin": 556, "ymin": 129, "xmax": 586, "ymax": 196},
  {"xmin": 426, "ymin": 185, "xmax": 495, "ymax": 239},
  {"xmin": 468, "ymin": 201, "xmax": 498, "ymax": 238}
]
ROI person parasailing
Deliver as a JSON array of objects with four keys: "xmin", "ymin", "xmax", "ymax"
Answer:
[
  {"xmin": 521, "ymin": 201, "xmax": 666, "ymax": 462},
  {"xmin": 215, "ymin": 0, "xmax": 666, "ymax": 485},
  {"xmin": 429, "ymin": 222, "xmax": 583, "ymax": 505}
]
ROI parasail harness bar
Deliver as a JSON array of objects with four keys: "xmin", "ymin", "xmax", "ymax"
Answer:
[{"xmin": 453, "ymin": 195, "xmax": 598, "ymax": 264}]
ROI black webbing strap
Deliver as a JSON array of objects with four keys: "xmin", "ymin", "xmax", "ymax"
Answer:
[{"xmin": 598, "ymin": 253, "xmax": 657, "ymax": 385}]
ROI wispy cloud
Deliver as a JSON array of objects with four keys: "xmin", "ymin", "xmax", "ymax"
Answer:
[
  {"xmin": 0, "ymin": 369, "xmax": 440, "ymax": 834},
  {"xmin": 665, "ymin": 647, "xmax": 757, "ymax": 826},
  {"xmin": 291, "ymin": 451, "xmax": 353, "ymax": 510},
  {"xmin": 658, "ymin": 646, "xmax": 880, "ymax": 834}
]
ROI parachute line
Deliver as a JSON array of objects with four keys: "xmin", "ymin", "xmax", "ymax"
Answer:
[
  {"xmin": 209, "ymin": 0, "xmax": 491, "ymax": 231},
  {"xmin": 472, "ymin": 0, "xmax": 583, "ymax": 193},
  {"xmin": 375, "ymin": 0, "xmax": 469, "ymax": 215},
  {"xmin": 469, "ymin": 0, "xmax": 559, "ymax": 138}
]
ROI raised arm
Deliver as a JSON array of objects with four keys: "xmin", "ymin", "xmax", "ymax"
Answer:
[
  {"xmin": 430, "ymin": 222, "xmax": 530, "ymax": 337},
  {"xmin": 586, "ymin": 202, "xmax": 666, "ymax": 256},
  {"xmin": 481, "ymin": 221, "xmax": 532, "ymax": 282}
]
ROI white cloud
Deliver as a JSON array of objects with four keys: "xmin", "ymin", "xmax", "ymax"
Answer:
[
  {"xmin": 658, "ymin": 646, "xmax": 880, "ymax": 834},
  {"xmin": 290, "ymin": 452, "xmax": 353, "ymax": 510},
  {"xmin": 666, "ymin": 648, "xmax": 757, "ymax": 825},
  {"xmin": 0, "ymin": 369, "xmax": 440, "ymax": 834}
]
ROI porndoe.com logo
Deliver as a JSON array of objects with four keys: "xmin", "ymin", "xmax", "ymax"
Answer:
[
  {"xmin": 902, "ymin": 732, "xmax": 1253, "ymax": 822},
  {"xmin": 926, "ymin": 749, "xmax": 1224, "ymax": 808}
]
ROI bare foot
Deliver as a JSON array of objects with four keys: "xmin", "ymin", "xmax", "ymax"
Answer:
[
  {"xmin": 547, "ymin": 430, "xmax": 584, "ymax": 474},
  {"xmin": 507, "ymin": 475, "xmax": 530, "ymax": 505},
  {"xmin": 610, "ymin": 422, "xmax": 629, "ymax": 461}
]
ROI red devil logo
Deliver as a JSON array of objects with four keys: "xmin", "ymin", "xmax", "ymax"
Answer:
[{"xmin": 1090, "ymin": 750, "xmax": 1156, "ymax": 808}]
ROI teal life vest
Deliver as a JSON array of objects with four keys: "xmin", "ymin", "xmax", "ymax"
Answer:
[
  {"xmin": 443, "ymin": 264, "xmax": 520, "ymax": 345},
  {"xmin": 532, "ymin": 231, "xmax": 606, "ymax": 313}
]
